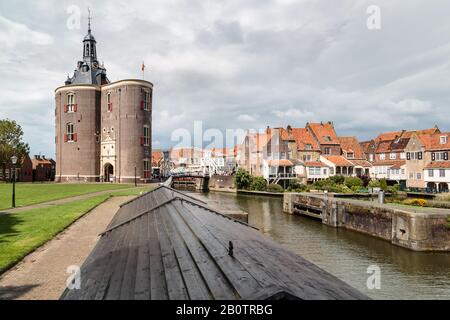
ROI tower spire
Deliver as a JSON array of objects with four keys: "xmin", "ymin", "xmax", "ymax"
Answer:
[{"xmin": 88, "ymin": 8, "xmax": 92, "ymax": 33}]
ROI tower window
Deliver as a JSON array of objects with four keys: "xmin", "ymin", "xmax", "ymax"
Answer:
[
  {"xmin": 143, "ymin": 125, "xmax": 150, "ymax": 146},
  {"xmin": 66, "ymin": 93, "xmax": 76, "ymax": 113},
  {"xmin": 142, "ymin": 90, "xmax": 151, "ymax": 111},
  {"xmin": 107, "ymin": 93, "xmax": 112, "ymax": 112},
  {"xmin": 65, "ymin": 123, "xmax": 76, "ymax": 142},
  {"xmin": 144, "ymin": 159, "xmax": 151, "ymax": 179}
]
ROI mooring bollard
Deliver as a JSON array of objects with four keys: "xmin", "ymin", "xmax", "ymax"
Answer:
[{"xmin": 378, "ymin": 191, "xmax": 385, "ymax": 204}]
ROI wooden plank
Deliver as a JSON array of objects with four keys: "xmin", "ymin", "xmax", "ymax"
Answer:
[
  {"xmin": 175, "ymin": 201, "xmax": 263, "ymax": 299},
  {"xmin": 159, "ymin": 203, "xmax": 213, "ymax": 300},
  {"xmin": 119, "ymin": 219, "xmax": 140, "ymax": 299},
  {"xmin": 133, "ymin": 214, "xmax": 151, "ymax": 300},
  {"xmin": 148, "ymin": 210, "xmax": 169, "ymax": 300},
  {"xmin": 168, "ymin": 201, "xmax": 237, "ymax": 300},
  {"xmin": 192, "ymin": 205, "xmax": 365, "ymax": 299},
  {"xmin": 103, "ymin": 223, "xmax": 133, "ymax": 300},
  {"xmin": 154, "ymin": 207, "xmax": 189, "ymax": 300},
  {"xmin": 92, "ymin": 226, "xmax": 129, "ymax": 300}
]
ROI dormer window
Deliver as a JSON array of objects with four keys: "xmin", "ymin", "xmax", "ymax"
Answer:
[
  {"xmin": 440, "ymin": 136, "xmax": 447, "ymax": 144},
  {"xmin": 305, "ymin": 144, "xmax": 312, "ymax": 150},
  {"xmin": 347, "ymin": 152, "xmax": 354, "ymax": 159},
  {"xmin": 323, "ymin": 136, "xmax": 332, "ymax": 142}
]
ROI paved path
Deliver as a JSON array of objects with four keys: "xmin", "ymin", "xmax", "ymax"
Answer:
[
  {"xmin": 0, "ymin": 196, "xmax": 134, "ymax": 300},
  {"xmin": 0, "ymin": 187, "xmax": 140, "ymax": 216}
]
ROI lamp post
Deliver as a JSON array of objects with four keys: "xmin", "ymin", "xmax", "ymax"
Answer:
[{"xmin": 11, "ymin": 156, "xmax": 18, "ymax": 208}]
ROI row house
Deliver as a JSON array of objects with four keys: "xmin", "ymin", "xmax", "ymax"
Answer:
[
  {"xmin": 0, "ymin": 154, "xmax": 33, "ymax": 182},
  {"xmin": 405, "ymin": 132, "xmax": 450, "ymax": 193},
  {"xmin": 203, "ymin": 147, "xmax": 237, "ymax": 174},
  {"xmin": 361, "ymin": 127, "xmax": 439, "ymax": 187},
  {"xmin": 169, "ymin": 147, "xmax": 204, "ymax": 173},
  {"xmin": 238, "ymin": 127, "xmax": 294, "ymax": 184}
]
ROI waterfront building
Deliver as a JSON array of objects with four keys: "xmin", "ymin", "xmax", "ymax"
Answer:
[
  {"xmin": 55, "ymin": 20, "xmax": 153, "ymax": 183},
  {"xmin": 367, "ymin": 127, "xmax": 439, "ymax": 187},
  {"xmin": 405, "ymin": 132, "xmax": 450, "ymax": 192}
]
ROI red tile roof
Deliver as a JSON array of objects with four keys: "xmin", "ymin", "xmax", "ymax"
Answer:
[
  {"xmin": 425, "ymin": 161, "xmax": 450, "ymax": 169},
  {"xmin": 349, "ymin": 159, "xmax": 373, "ymax": 168},
  {"xmin": 338, "ymin": 137, "xmax": 365, "ymax": 159},
  {"xmin": 324, "ymin": 156, "xmax": 353, "ymax": 167},
  {"xmin": 418, "ymin": 133, "xmax": 450, "ymax": 151},
  {"xmin": 287, "ymin": 128, "xmax": 320, "ymax": 151},
  {"xmin": 307, "ymin": 122, "xmax": 339, "ymax": 145},
  {"xmin": 372, "ymin": 160, "xmax": 406, "ymax": 167},
  {"xmin": 305, "ymin": 161, "xmax": 329, "ymax": 167},
  {"xmin": 268, "ymin": 159, "xmax": 293, "ymax": 167}
]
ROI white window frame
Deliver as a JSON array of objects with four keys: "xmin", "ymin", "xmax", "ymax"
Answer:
[
  {"xmin": 390, "ymin": 153, "xmax": 396, "ymax": 160},
  {"xmin": 67, "ymin": 93, "xmax": 75, "ymax": 113},
  {"xmin": 143, "ymin": 125, "xmax": 150, "ymax": 146},
  {"xmin": 67, "ymin": 123, "xmax": 74, "ymax": 142}
]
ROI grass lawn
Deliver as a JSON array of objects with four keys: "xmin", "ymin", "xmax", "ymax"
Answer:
[
  {"xmin": 0, "ymin": 194, "xmax": 111, "ymax": 273},
  {"xmin": 0, "ymin": 183, "xmax": 133, "ymax": 210}
]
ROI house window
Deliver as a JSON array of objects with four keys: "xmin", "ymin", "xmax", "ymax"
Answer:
[
  {"xmin": 390, "ymin": 153, "xmax": 396, "ymax": 160},
  {"xmin": 347, "ymin": 152, "xmax": 354, "ymax": 159},
  {"xmin": 440, "ymin": 169, "xmax": 446, "ymax": 178},
  {"xmin": 433, "ymin": 152, "xmax": 448, "ymax": 162},
  {"xmin": 330, "ymin": 168, "xmax": 335, "ymax": 175},
  {"xmin": 416, "ymin": 173, "xmax": 422, "ymax": 180},
  {"xmin": 428, "ymin": 169, "xmax": 434, "ymax": 177},
  {"xmin": 369, "ymin": 154, "xmax": 374, "ymax": 162},
  {"xmin": 400, "ymin": 152, "xmax": 406, "ymax": 160},
  {"xmin": 380, "ymin": 153, "xmax": 386, "ymax": 160},
  {"xmin": 143, "ymin": 125, "xmax": 150, "ymax": 146},
  {"xmin": 401, "ymin": 169, "xmax": 405, "ymax": 175},
  {"xmin": 440, "ymin": 136, "xmax": 448, "ymax": 144},
  {"xmin": 324, "ymin": 147, "xmax": 331, "ymax": 155},
  {"xmin": 66, "ymin": 123, "xmax": 75, "ymax": 142},
  {"xmin": 303, "ymin": 155, "xmax": 312, "ymax": 162},
  {"xmin": 305, "ymin": 144, "xmax": 312, "ymax": 150},
  {"xmin": 323, "ymin": 169, "xmax": 327, "ymax": 175},
  {"xmin": 409, "ymin": 172, "xmax": 414, "ymax": 179}
]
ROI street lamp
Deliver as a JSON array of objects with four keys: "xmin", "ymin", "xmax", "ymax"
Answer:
[{"xmin": 11, "ymin": 156, "xmax": 18, "ymax": 208}]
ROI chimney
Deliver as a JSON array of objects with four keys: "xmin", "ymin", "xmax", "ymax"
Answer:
[
  {"xmin": 266, "ymin": 126, "xmax": 270, "ymax": 134},
  {"xmin": 287, "ymin": 125, "xmax": 292, "ymax": 134}
]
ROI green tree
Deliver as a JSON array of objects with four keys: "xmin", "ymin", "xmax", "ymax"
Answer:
[
  {"xmin": 379, "ymin": 178, "xmax": 388, "ymax": 191},
  {"xmin": 344, "ymin": 176, "xmax": 363, "ymax": 189},
  {"xmin": 234, "ymin": 168, "xmax": 251, "ymax": 190},
  {"xmin": 0, "ymin": 119, "xmax": 30, "ymax": 180},
  {"xmin": 250, "ymin": 176, "xmax": 267, "ymax": 191}
]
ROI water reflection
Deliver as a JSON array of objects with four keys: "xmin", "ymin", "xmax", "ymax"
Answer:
[{"xmin": 195, "ymin": 192, "xmax": 450, "ymax": 300}]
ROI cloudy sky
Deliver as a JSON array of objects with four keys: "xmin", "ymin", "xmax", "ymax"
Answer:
[{"xmin": 1, "ymin": 0, "xmax": 450, "ymax": 157}]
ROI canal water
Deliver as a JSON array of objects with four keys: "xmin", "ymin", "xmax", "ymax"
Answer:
[{"xmin": 193, "ymin": 191, "xmax": 450, "ymax": 300}]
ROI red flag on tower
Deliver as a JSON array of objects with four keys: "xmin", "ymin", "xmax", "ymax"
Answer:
[{"xmin": 141, "ymin": 62, "xmax": 146, "ymax": 72}]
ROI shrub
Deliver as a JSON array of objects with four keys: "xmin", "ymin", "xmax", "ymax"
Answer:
[
  {"xmin": 368, "ymin": 179, "xmax": 381, "ymax": 188},
  {"xmin": 267, "ymin": 184, "xmax": 284, "ymax": 193},
  {"xmin": 403, "ymin": 198, "xmax": 428, "ymax": 207},
  {"xmin": 379, "ymin": 179, "xmax": 388, "ymax": 191},
  {"xmin": 235, "ymin": 169, "xmax": 251, "ymax": 190},
  {"xmin": 286, "ymin": 180, "xmax": 308, "ymax": 192},
  {"xmin": 329, "ymin": 175, "xmax": 345, "ymax": 185},
  {"xmin": 387, "ymin": 184, "xmax": 400, "ymax": 195},
  {"xmin": 344, "ymin": 177, "xmax": 363, "ymax": 189},
  {"xmin": 360, "ymin": 175, "xmax": 371, "ymax": 187},
  {"xmin": 250, "ymin": 176, "xmax": 267, "ymax": 191}
]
